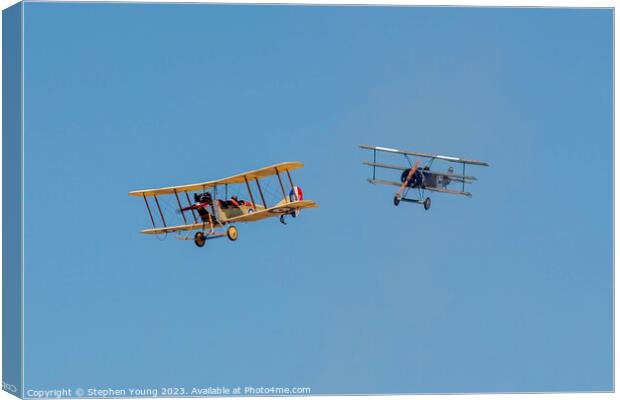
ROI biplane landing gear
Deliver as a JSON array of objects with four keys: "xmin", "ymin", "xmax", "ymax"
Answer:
[
  {"xmin": 226, "ymin": 226, "xmax": 238, "ymax": 241},
  {"xmin": 194, "ymin": 232, "xmax": 206, "ymax": 247},
  {"xmin": 279, "ymin": 215, "xmax": 287, "ymax": 225},
  {"xmin": 423, "ymin": 197, "xmax": 431, "ymax": 210},
  {"xmin": 393, "ymin": 195, "xmax": 400, "ymax": 206}
]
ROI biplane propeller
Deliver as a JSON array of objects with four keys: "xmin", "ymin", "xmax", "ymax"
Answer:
[
  {"xmin": 360, "ymin": 144, "xmax": 489, "ymax": 210},
  {"xmin": 129, "ymin": 162, "xmax": 318, "ymax": 247}
]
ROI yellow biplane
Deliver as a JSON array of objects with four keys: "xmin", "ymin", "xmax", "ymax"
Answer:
[{"xmin": 129, "ymin": 162, "xmax": 318, "ymax": 247}]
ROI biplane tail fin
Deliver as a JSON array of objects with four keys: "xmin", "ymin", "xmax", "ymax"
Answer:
[{"xmin": 273, "ymin": 185, "xmax": 305, "ymax": 216}]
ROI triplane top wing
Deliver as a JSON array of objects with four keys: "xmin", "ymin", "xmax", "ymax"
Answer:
[
  {"xmin": 129, "ymin": 161, "xmax": 317, "ymax": 247},
  {"xmin": 360, "ymin": 144, "xmax": 489, "ymax": 166},
  {"xmin": 360, "ymin": 144, "xmax": 488, "ymax": 210}
]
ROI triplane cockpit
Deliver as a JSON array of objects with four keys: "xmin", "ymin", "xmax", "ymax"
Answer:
[{"xmin": 129, "ymin": 162, "xmax": 318, "ymax": 247}]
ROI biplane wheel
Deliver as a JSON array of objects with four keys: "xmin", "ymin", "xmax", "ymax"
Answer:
[
  {"xmin": 423, "ymin": 197, "xmax": 431, "ymax": 210},
  {"xmin": 393, "ymin": 195, "xmax": 400, "ymax": 206},
  {"xmin": 194, "ymin": 232, "xmax": 206, "ymax": 247},
  {"xmin": 226, "ymin": 226, "xmax": 238, "ymax": 241}
]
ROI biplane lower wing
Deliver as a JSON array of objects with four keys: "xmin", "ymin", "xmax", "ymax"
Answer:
[
  {"xmin": 141, "ymin": 221, "xmax": 223, "ymax": 235},
  {"xmin": 367, "ymin": 178, "xmax": 472, "ymax": 197},
  {"xmin": 224, "ymin": 200, "xmax": 318, "ymax": 223}
]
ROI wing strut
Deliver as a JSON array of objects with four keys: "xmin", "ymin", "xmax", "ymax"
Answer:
[
  {"xmin": 286, "ymin": 170, "xmax": 298, "ymax": 201},
  {"xmin": 373, "ymin": 149, "xmax": 377, "ymax": 180},
  {"xmin": 255, "ymin": 179, "xmax": 268, "ymax": 208},
  {"xmin": 143, "ymin": 194, "xmax": 156, "ymax": 229},
  {"xmin": 244, "ymin": 176, "xmax": 257, "ymax": 208},
  {"xmin": 275, "ymin": 167, "xmax": 287, "ymax": 200},
  {"xmin": 184, "ymin": 192, "xmax": 198, "ymax": 223},
  {"xmin": 210, "ymin": 186, "xmax": 219, "ymax": 225},
  {"xmin": 174, "ymin": 189, "xmax": 187, "ymax": 225},
  {"xmin": 153, "ymin": 195, "xmax": 167, "ymax": 227}
]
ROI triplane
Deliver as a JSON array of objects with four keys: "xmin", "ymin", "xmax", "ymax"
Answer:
[
  {"xmin": 129, "ymin": 162, "xmax": 318, "ymax": 247},
  {"xmin": 360, "ymin": 144, "xmax": 489, "ymax": 210}
]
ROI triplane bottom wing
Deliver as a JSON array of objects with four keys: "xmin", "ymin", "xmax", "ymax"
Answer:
[{"xmin": 367, "ymin": 178, "xmax": 472, "ymax": 197}]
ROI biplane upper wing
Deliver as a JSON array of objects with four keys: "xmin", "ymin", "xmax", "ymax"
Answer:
[
  {"xmin": 224, "ymin": 200, "xmax": 319, "ymax": 223},
  {"xmin": 360, "ymin": 144, "xmax": 489, "ymax": 166},
  {"xmin": 367, "ymin": 178, "xmax": 472, "ymax": 197},
  {"xmin": 128, "ymin": 161, "xmax": 305, "ymax": 197},
  {"xmin": 140, "ymin": 221, "xmax": 223, "ymax": 235},
  {"xmin": 362, "ymin": 161, "xmax": 478, "ymax": 181}
]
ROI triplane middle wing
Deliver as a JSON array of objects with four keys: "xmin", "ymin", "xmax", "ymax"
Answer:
[
  {"xmin": 360, "ymin": 144, "xmax": 489, "ymax": 210},
  {"xmin": 129, "ymin": 162, "xmax": 318, "ymax": 248}
]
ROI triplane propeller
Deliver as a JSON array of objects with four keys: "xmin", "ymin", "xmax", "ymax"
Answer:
[
  {"xmin": 129, "ymin": 162, "xmax": 318, "ymax": 247},
  {"xmin": 360, "ymin": 145, "xmax": 489, "ymax": 210}
]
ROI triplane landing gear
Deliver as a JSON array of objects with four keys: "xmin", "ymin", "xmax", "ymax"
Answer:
[
  {"xmin": 423, "ymin": 197, "xmax": 431, "ymax": 210},
  {"xmin": 394, "ymin": 195, "xmax": 432, "ymax": 210}
]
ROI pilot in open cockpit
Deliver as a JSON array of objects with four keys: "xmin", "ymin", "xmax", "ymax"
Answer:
[
  {"xmin": 219, "ymin": 195, "xmax": 249, "ymax": 209},
  {"xmin": 193, "ymin": 192, "xmax": 216, "ymax": 223}
]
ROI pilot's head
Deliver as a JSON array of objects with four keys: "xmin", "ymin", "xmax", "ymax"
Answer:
[{"xmin": 195, "ymin": 192, "xmax": 211, "ymax": 203}]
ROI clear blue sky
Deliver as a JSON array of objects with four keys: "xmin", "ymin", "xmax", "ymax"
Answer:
[{"xmin": 23, "ymin": 3, "xmax": 612, "ymax": 394}]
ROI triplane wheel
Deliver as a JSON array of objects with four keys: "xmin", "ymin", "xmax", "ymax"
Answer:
[
  {"xmin": 226, "ymin": 225, "xmax": 238, "ymax": 241},
  {"xmin": 194, "ymin": 232, "xmax": 206, "ymax": 247},
  {"xmin": 423, "ymin": 197, "xmax": 431, "ymax": 210},
  {"xmin": 393, "ymin": 195, "xmax": 400, "ymax": 206}
]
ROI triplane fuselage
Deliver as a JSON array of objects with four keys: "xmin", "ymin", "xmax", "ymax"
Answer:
[
  {"xmin": 360, "ymin": 145, "xmax": 489, "ymax": 210},
  {"xmin": 129, "ymin": 162, "xmax": 318, "ymax": 247}
]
